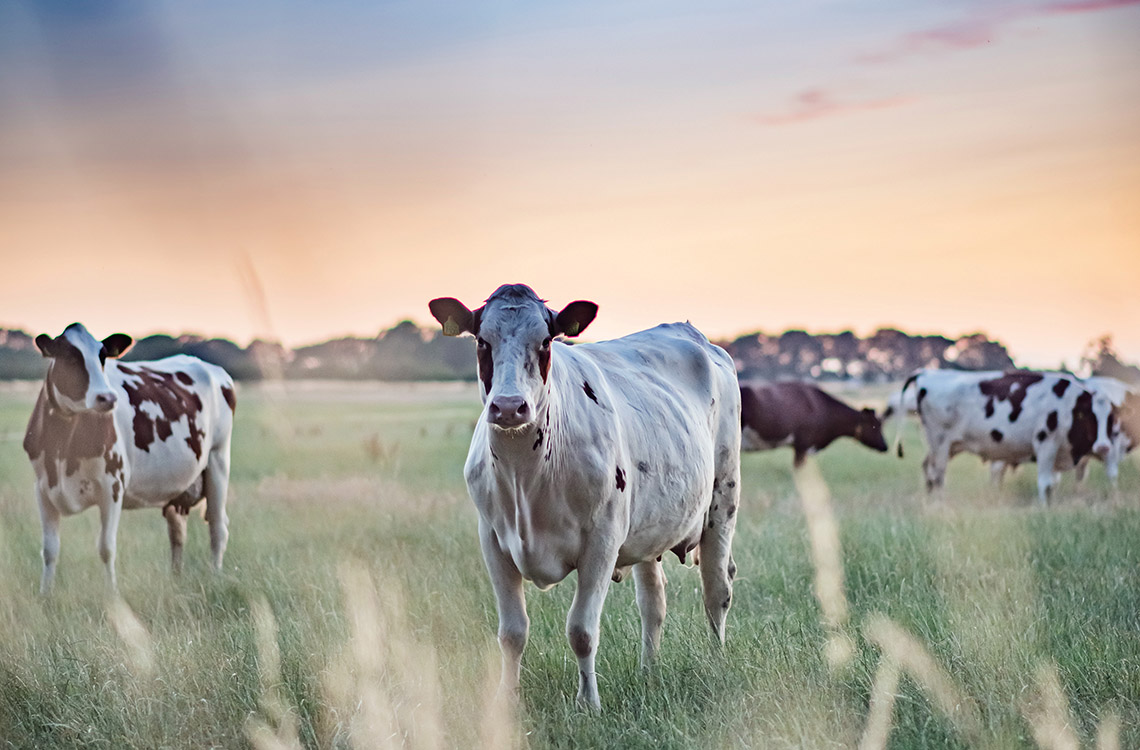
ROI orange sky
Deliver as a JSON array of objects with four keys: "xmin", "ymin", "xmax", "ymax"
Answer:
[{"xmin": 1, "ymin": 1, "xmax": 1138, "ymax": 367}]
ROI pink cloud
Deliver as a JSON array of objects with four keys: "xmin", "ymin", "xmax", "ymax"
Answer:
[
  {"xmin": 1043, "ymin": 0, "xmax": 1140, "ymax": 13},
  {"xmin": 753, "ymin": 89, "xmax": 914, "ymax": 126},
  {"xmin": 857, "ymin": 13, "xmax": 1017, "ymax": 64},
  {"xmin": 858, "ymin": 0, "xmax": 1139, "ymax": 64}
]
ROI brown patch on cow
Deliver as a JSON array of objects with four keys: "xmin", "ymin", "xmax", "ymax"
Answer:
[
  {"xmin": 1053, "ymin": 379, "xmax": 1070, "ymax": 398},
  {"xmin": 538, "ymin": 345, "xmax": 551, "ymax": 383},
  {"xmin": 44, "ymin": 339, "xmax": 90, "ymax": 403},
  {"xmin": 120, "ymin": 367, "xmax": 205, "ymax": 458},
  {"xmin": 533, "ymin": 427, "xmax": 543, "ymax": 450},
  {"xmin": 221, "ymin": 385, "xmax": 237, "ymax": 412},
  {"xmin": 111, "ymin": 479, "xmax": 121, "ymax": 503},
  {"xmin": 1037, "ymin": 430, "xmax": 1048, "ymax": 442},
  {"xmin": 1046, "ymin": 411, "xmax": 1058, "ymax": 432},
  {"xmin": 104, "ymin": 449, "xmax": 124, "ymax": 477},
  {"xmin": 23, "ymin": 389, "xmax": 117, "ymax": 489},
  {"xmin": 175, "ymin": 371, "xmax": 193, "ymax": 385},
  {"xmin": 990, "ymin": 429, "xmax": 1003, "ymax": 443},
  {"xmin": 978, "ymin": 371, "xmax": 1044, "ymax": 423},
  {"xmin": 583, "ymin": 381, "xmax": 599, "ymax": 404},
  {"xmin": 615, "ymin": 466, "xmax": 626, "ymax": 492},
  {"xmin": 476, "ymin": 340, "xmax": 494, "ymax": 395},
  {"xmin": 1068, "ymin": 391, "xmax": 1097, "ymax": 464},
  {"xmin": 118, "ymin": 365, "xmax": 139, "ymax": 376},
  {"xmin": 984, "ymin": 398, "xmax": 995, "ymax": 418}
]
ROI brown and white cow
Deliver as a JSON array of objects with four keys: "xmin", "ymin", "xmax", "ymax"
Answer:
[
  {"xmin": 740, "ymin": 381, "xmax": 888, "ymax": 466},
  {"xmin": 897, "ymin": 369, "xmax": 1114, "ymax": 504},
  {"xmin": 23, "ymin": 323, "xmax": 236, "ymax": 593},
  {"xmin": 430, "ymin": 284, "xmax": 740, "ymax": 711}
]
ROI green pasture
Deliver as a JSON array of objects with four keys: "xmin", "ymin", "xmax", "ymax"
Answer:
[{"xmin": 0, "ymin": 381, "xmax": 1137, "ymax": 749}]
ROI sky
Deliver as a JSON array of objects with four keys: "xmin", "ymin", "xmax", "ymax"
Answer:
[{"xmin": 1, "ymin": 0, "xmax": 1137, "ymax": 367}]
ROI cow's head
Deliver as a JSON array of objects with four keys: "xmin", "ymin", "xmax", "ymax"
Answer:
[
  {"xmin": 36, "ymin": 324, "xmax": 132, "ymax": 415},
  {"xmin": 1068, "ymin": 389, "xmax": 1114, "ymax": 462},
  {"xmin": 854, "ymin": 407, "xmax": 889, "ymax": 452},
  {"xmin": 430, "ymin": 284, "xmax": 597, "ymax": 429}
]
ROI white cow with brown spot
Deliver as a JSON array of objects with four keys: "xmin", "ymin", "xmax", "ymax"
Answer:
[
  {"xmin": 430, "ymin": 284, "xmax": 741, "ymax": 711},
  {"xmin": 23, "ymin": 323, "xmax": 236, "ymax": 593}
]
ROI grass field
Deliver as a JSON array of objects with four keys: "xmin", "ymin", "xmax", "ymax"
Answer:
[{"xmin": 0, "ymin": 380, "xmax": 1137, "ymax": 749}]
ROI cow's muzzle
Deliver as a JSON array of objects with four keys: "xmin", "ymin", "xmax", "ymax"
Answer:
[
  {"xmin": 488, "ymin": 395, "xmax": 530, "ymax": 429},
  {"xmin": 1094, "ymin": 442, "xmax": 1111, "ymax": 459},
  {"xmin": 93, "ymin": 392, "xmax": 118, "ymax": 412}
]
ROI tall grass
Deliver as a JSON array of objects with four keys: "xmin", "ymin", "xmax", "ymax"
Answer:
[{"xmin": 0, "ymin": 381, "xmax": 1136, "ymax": 748}]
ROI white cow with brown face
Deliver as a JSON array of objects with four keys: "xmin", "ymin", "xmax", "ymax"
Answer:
[
  {"xmin": 23, "ymin": 323, "xmax": 236, "ymax": 593},
  {"xmin": 430, "ymin": 284, "xmax": 741, "ymax": 711}
]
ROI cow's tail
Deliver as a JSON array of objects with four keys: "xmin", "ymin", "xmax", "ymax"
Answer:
[{"xmin": 893, "ymin": 372, "xmax": 921, "ymax": 458}]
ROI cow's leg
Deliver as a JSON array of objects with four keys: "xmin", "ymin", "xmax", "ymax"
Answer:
[
  {"xmin": 989, "ymin": 461, "xmax": 1008, "ymax": 486},
  {"xmin": 567, "ymin": 535, "xmax": 619, "ymax": 711},
  {"xmin": 632, "ymin": 559, "xmax": 666, "ymax": 669},
  {"xmin": 38, "ymin": 488, "xmax": 61, "ymax": 595},
  {"xmin": 1034, "ymin": 443, "xmax": 1058, "ymax": 506},
  {"xmin": 203, "ymin": 447, "xmax": 231, "ymax": 571},
  {"xmin": 97, "ymin": 496, "xmax": 122, "ymax": 592},
  {"xmin": 477, "ymin": 518, "xmax": 528, "ymax": 702},
  {"xmin": 1074, "ymin": 456, "xmax": 1089, "ymax": 484},
  {"xmin": 164, "ymin": 504, "xmax": 188, "ymax": 575},
  {"xmin": 700, "ymin": 462, "xmax": 739, "ymax": 646}
]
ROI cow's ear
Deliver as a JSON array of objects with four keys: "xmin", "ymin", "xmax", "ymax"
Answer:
[
  {"xmin": 554, "ymin": 301, "xmax": 598, "ymax": 338},
  {"xmin": 429, "ymin": 297, "xmax": 476, "ymax": 337},
  {"xmin": 35, "ymin": 334, "xmax": 55, "ymax": 357},
  {"xmin": 102, "ymin": 334, "xmax": 133, "ymax": 358}
]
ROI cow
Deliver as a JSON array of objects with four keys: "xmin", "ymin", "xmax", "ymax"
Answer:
[
  {"xmin": 429, "ymin": 284, "xmax": 740, "ymax": 711},
  {"xmin": 896, "ymin": 369, "xmax": 1114, "ymax": 504},
  {"xmin": 739, "ymin": 381, "xmax": 888, "ymax": 467},
  {"xmin": 989, "ymin": 375, "xmax": 1137, "ymax": 488},
  {"xmin": 23, "ymin": 323, "xmax": 236, "ymax": 594}
]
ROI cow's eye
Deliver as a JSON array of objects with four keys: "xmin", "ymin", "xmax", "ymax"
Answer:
[
  {"xmin": 477, "ymin": 338, "xmax": 490, "ymax": 351},
  {"xmin": 540, "ymin": 337, "xmax": 551, "ymax": 351}
]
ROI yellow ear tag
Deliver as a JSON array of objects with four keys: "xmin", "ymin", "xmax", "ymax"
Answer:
[{"xmin": 443, "ymin": 317, "xmax": 461, "ymax": 336}]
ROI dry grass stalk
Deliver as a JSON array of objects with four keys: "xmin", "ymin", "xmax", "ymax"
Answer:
[
  {"xmin": 864, "ymin": 614, "xmax": 982, "ymax": 742},
  {"xmin": 793, "ymin": 458, "xmax": 854, "ymax": 668},
  {"xmin": 244, "ymin": 595, "xmax": 303, "ymax": 750},
  {"xmin": 1096, "ymin": 712, "xmax": 1120, "ymax": 750},
  {"xmin": 106, "ymin": 595, "xmax": 155, "ymax": 680},
  {"xmin": 857, "ymin": 654, "xmax": 901, "ymax": 750},
  {"xmin": 1022, "ymin": 663, "xmax": 1079, "ymax": 750}
]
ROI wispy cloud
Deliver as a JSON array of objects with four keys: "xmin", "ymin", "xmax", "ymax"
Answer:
[
  {"xmin": 1042, "ymin": 0, "xmax": 1140, "ymax": 14},
  {"xmin": 752, "ymin": 88, "xmax": 913, "ymax": 126},
  {"xmin": 859, "ymin": 0, "xmax": 1140, "ymax": 63}
]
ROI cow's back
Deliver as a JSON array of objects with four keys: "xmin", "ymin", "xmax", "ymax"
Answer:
[
  {"xmin": 557, "ymin": 323, "xmax": 739, "ymax": 556},
  {"xmin": 108, "ymin": 356, "xmax": 235, "ymax": 506}
]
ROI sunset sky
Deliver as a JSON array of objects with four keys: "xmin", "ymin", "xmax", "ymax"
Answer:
[{"xmin": 2, "ymin": 0, "xmax": 1137, "ymax": 367}]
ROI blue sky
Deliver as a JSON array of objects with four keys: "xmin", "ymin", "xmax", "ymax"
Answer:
[{"xmin": 2, "ymin": 1, "xmax": 1137, "ymax": 366}]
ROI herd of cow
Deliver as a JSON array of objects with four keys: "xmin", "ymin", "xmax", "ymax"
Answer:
[{"xmin": 21, "ymin": 284, "xmax": 1138, "ymax": 710}]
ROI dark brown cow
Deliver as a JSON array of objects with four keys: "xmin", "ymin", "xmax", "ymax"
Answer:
[{"xmin": 739, "ymin": 381, "xmax": 888, "ymax": 466}]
